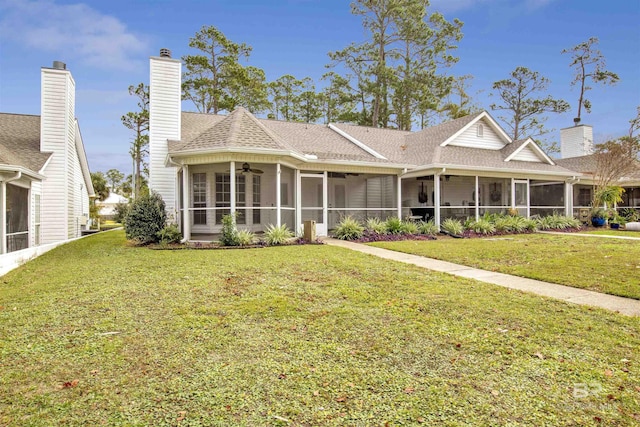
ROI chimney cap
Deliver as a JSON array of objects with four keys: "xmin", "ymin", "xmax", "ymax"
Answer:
[
  {"xmin": 52, "ymin": 60, "xmax": 66, "ymax": 70},
  {"xmin": 159, "ymin": 48, "xmax": 171, "ymax": 58}
]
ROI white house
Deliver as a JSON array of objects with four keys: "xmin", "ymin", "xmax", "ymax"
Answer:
[
  {"xmin": 97, "ymin": 191, "xmax": 129, "ymax": 219},
  {"xmin": 146, "ymin": 49, "xmax": 631, "ymax": 240},
  {"xmin": 0, "ymin": 61, "xmax": 94, "ymax": 257}
]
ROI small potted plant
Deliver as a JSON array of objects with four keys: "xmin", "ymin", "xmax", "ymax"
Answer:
[
  {"xmin": 609, "ymin": 213, "xmax": 626, "ymax": 230},
  {"xmin": 590, "ymin": 207, "xmax": 607, "ymax": 227}
]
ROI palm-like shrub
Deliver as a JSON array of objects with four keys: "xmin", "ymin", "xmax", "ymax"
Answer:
[
  {"xmin": 468, "ymin": 218, "xmax": 496, "ymax": 235},
  {"xmin": 157, "ymin": 224, "xmax": 182, "ymax": 244},
  {"xmin": 441, "ymin": 218, "xmax": 464, "ymax": 236},
  {"xmin": 365, "ymin": 217, "xmax": 388, "ymax": 235},
  {"xmin": 264, "ymin": 224, "xmax": 294, "ymax": 245},
  {"xmin": 401, "ymin": 220, "xmax": 419, "ymax": 235},
  {"xmin": 417, "ymin": 220, "xmax": 439, "ymax": 236},
  {"xmin": 237, "ymin": 229, "xmax": 256, "ymax": 246},
  {"xmin": 385, "ymin": 217, "xmax": 403, "ymax": 234},
  {"xmin": 333, "ymin": 216, "xmax": 365, "ymax": 240}
]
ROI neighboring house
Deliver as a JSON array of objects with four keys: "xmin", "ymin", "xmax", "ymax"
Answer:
[
  {"xmin": 146, "ymin": 49, "xmax": 627, "ymax": 239},
  {"xmin": 0, "ymin": 61, "xmax": 94, "ymax": 255},
  {"xmin": 97, "ymin": 191, "xmax": 129, "ymax": 219}
]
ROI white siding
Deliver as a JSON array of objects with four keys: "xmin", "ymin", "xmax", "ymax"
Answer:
[
  {"xmin": 511, "ymin": 145, "xmax": 543, "ymax": 162},
  {"xmin": 560, "ymin": 125, "xmax": 593, "ymax": 159},
  {"xmin": 40, "ymin": 68, "xmax": 74, "ymax": 244},
  {"xmin": 149, "ymin": 56, "xmax": 182, "ymax": 215},
  {"xmin": 448, "ymin": 119, "xmax": 506, "ymax": 150}
]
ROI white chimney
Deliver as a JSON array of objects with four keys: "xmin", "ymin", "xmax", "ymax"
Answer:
[
  {"xmin": 40, "ymin": 61, "xmax": 75, "ymax": 243},
  {"xmin": 560, "ymin": 124, "xmax": 594, "ymax": 159},
  {"xmin": 149, "ymin": 49, "xmax": 181, "ymax": 214}
]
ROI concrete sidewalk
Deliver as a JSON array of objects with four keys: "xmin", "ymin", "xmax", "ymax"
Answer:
[{"xmin": 324, "ymin": 238, "xmax": 640, "ymax": 317}]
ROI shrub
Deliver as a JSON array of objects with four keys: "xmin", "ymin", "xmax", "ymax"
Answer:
[
  {"xmin": 385, "ymin": 217, "xmax": 403, "ymax": 234},
  {"xmin": 468, "ymin": 218, "xmax": 496, "ymax": 235},
  {"xmin": 417, "ymin": 220, "xmax": 439, "ymax": 236},
  {"xmin": 124, "ymin": 192, "xmax": 166, "ymax": 245},
  {"xmin": 264, "ymin": 224, "xmax": 294, "ymax": 246},
  {"xmin": 401, "ymin": 220, "xmax": 419, "ymax": 235},
  {"xmin": 619, "ymin": 207, "xmax": 640, "ymax": 222},
  {"xmin": 220, "ymin": 213, "xmax": 240, "ymax": 246},
  {"xmin": 334, "ymin": 216, "xmax": 365, "ymax": 240},
  {"xmin": 537, "ymin": 214, "xmax": 581, "ymax": 231},
  {"xmin": 237, "ymin": 229, "xmax": 256, "ymax": 246},
  {"xmin": 113, "ymin": 202, "xmax": 130, "ymax": 224},
  {"xmin": 441, "ymin": 218, "xmax": 464, "ymax": 236},
  {"xmin": 365, "ymin": 217, "xmax": 387, "ymax": 235},
  {"xmin": 157, "ymin": 224, "xmax": 182, "ymax": 245}
]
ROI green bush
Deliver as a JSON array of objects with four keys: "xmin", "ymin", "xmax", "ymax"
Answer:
[
  {"xmin": 537, "ymin": 214, "xmax": 581, "ymax": 231},
  {"xmin": 417, "ymin": 220, "xmax": 439, "ymax": 236},
  {"xmin": 157, "ymin": 224, "xmax": 182, "ymax": 244},
  {"xmin": 385, "ymin": 217, "xmax": 403, "ymax": 234},
  {"xmin": 220, "ymin": 214, "xmax": 240, "ymax": 246},
  {"xmin": 124, "ymin": 192, "xmax": 167, "ymax": 245},
  {"xmin": 237, "ymin": 229, "xmax": 256, "ymax": 246},
  {"xmin": 264, "ymin": 224, "xmax": 294, "ymax": 246},
  {"xmin": 334, "ymin": 216, "xmax": 365, "ymax": 240},
  {"xmin": 441, "ymin": 218, "xmax": 464, "ymax": 236},
  {"xmin": 113, "ymin": 201, "xmax": 130, "ymax": 224},
  {"xmin": 365, "ymin": 217, "xmax": 388, "ymax": 234},
  {"xmin": 401, "ymin": 220, "xmax": 419, "ymax": 235}
]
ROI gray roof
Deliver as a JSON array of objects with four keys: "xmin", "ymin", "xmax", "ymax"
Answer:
[
  {"xmin": 170, "ymin": 109, "xmax": 580, "ymax": 175},
  {"xmin": 555, "ymin": 155, "xmax": 597, "ymax": 174},
  {"xmin": 0, "ymin": 113, "xmax": 51, "ymax": 172}
]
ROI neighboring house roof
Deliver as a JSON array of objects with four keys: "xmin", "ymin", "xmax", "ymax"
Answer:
[
  {"xmin": 0, "ymin": 113, "xmax": 52, "ymax": 173},
  {"xmin": 168, "ymin": 108, "xmax": 579, "ymax": 177}
]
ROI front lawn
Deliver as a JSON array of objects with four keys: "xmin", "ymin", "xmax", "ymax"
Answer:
[
  {"xmin": 580, "ymin": 229, "xmax": 640, "ymax": 237},
  {"xmin": 370, "ymin": 233, "xmax": 640, "ymax": 299},
  {"xmin": 1, "ymin": 231, "xmax": 639, "ymax": 426}
]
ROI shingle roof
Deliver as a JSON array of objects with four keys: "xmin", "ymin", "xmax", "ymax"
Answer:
[
  {"xmin": 171, "ymin": 109, "xmax": 580, "ymax": 175},
  {"xmin": 555, "ymin": 155, "xmax": 598, "ymax": 174},
  {"xmin": 0, "ymin": 113, "xmax": 51, "ymax": 172}
]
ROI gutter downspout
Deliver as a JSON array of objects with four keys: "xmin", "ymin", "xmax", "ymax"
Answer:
[{"xmin": 1, "ymin": 171, "xmax": 22, "ymax": 254}]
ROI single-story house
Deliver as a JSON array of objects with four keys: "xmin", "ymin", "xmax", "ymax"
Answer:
[
  {"xmin": 0, "ymin": 61, "xmax": 94, "ymax": 255},
  {"xmin": 97, "ymin": 191, "xmax": 129, "ymax": 220},
  {"xmin": 147, "ymin": 49, "xmax": 636, "ymax": 240}
]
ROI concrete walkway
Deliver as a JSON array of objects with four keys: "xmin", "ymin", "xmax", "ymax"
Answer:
[
  {"xmin": 324, "ymin": 238, "xmax": 640, "ymax": 317},
  {"xmin": 539, "ymin": 231, "xmax": 640, "ymax": 241}
]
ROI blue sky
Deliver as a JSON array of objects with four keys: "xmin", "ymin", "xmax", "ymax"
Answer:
[{"xmin": 1, "ymin": 0, "xmax": 639, "ymax": 174}]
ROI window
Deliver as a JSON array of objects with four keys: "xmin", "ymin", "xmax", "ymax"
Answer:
[
  {"xmin": 192, "ymin": 173, "xmax": 207, "ymax": 225},
  {"xmin": 215, "ymin": 174, "xmax": 246, "ymax": 224},
  {"xmin": 34, "ymin": 194, "xmax": 41, "ymax": 245},
  {"xmin": 477, "ymin": 123, "xmax": 484, "ymax": 137},
  {"xmin": 253, "ymin": 175, "xmax": 261, "ymax": 224}
]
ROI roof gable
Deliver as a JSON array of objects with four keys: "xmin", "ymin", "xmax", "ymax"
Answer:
[
  {"xmin": 440, "ymin": 111, "xmax": 511, "ymax": 149},
  {"xmin": 503, "ymin": 138, "xmax": 555, "ymax": 165}
]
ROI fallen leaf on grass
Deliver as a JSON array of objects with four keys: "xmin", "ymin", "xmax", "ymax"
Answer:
[
  {"xmin": 534, "ymin": 352, "xmax": 545, "ymax": 360},
  {"xmin": 491, "ymin": 390, "xmax": 500, "ymax": 396},
  {"xmin": 404, "ymin": 387, "xmax": 415, "ymax": 394},
  {"xmin": 604, "ymin": 369, "xmax": 613, "ymax": 377},
  {"xmin": 177, "ymin": 411, "xmax": 186, "ymax": 422},
  {"xmin": 336, "ymin": 396, "xmax": 347, "ymax": 403},
  {"xmin": 62, "ymin": 379, "xmax": 79, "ymax": 388}
]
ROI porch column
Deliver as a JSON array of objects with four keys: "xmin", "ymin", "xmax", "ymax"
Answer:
[
  {"xmin": 396, "ymin": 175, "xmax": 402, "ymax": 219},
  {"xmin": 181, "ymin": 165, "xmax": 191, "ymax": 241},
  {"xmin": 323, "ymin": 171, "xmax": 328, "ymax": 232},
  {"xmin": 565, "ymin": 182, "xmax": 574, "ymax": 217},
  {"xmin": 0, "ymin": 181, "xmax": 6, "ymax": 254},
  {"xmin": 434, "ymin": 174, "xmax": 441, "ymax": 227},
  {"xmin": 295, "ymin": 169, "xmax": 302, "ymax": 236},
  {"xmin": 276, "ymin": 163, "xmax": 282, "ymax": 227},
  {"xmin": 230, "ymin": 161, "xmax": 236, "ymax": 219},
  {"xmin": 474, "ymin": 176, "xmax": 480, "ymax": 221}
]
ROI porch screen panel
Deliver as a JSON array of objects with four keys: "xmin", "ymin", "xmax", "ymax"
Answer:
[
  {"xmin": 192, "ymin": 173, "xmax": 207, "ymax": 225},
  {"xmin": 530, "ymin": 180, "xmax": 564, "ymax": 216},
  {"xmin": 253, "ymin": 175, "xmax": 261, "ymax": 224},
  {"xmin": 7, "ymin": 184, "xmax": 28, "ymax": 252},
  {"xmin": 215, "ymin": 174, "xmax": 246, "ymax": 224}
]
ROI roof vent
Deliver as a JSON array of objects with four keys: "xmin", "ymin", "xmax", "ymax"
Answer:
[
  {"xmin": 52, "ymin": 61, "xmax": 66, "ymax": 70},
  {"xmin": 159, "ymin": 48, "xmax": 172, "ymax": 58}
]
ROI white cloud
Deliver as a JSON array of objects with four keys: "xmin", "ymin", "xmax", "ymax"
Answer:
[{"xmin": 0, "ymin": 0, "xmax": 148, "ymax": 70}]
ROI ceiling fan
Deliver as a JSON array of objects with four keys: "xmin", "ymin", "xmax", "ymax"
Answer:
[{"xmin": 227, "ymin": 162, "xmax": 264, "ymax": 175}]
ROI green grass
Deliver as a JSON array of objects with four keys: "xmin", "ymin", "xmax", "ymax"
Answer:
[
  {"xmin": 369, "ymin": 234, "xmax": 640, "ymax": 299},
  {"xmin": 1, "ymin": 230, "xmax": 639, "ymax": 426}
]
